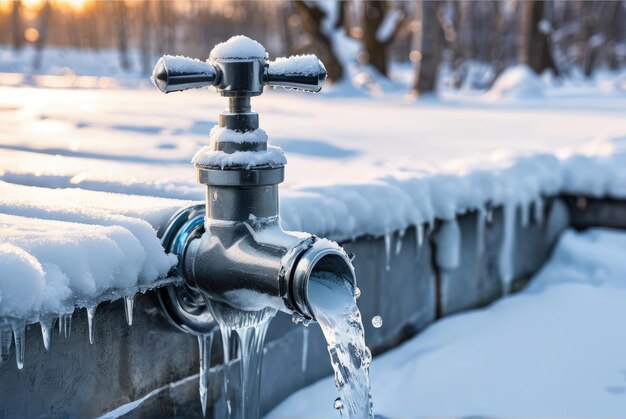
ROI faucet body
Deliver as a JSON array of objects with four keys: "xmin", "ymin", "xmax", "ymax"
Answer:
[{"xmin": 154, "ymin": 36, "xmax": 355, "ymax": 330}]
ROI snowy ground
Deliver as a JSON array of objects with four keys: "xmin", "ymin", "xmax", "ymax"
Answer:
[
  {"xmin": 0, "ymin": 49, "xmax": 625, "ymax": 323},
  {"xmin": 268, "ymin": 227, "xmax": 626, "ymax": 418}
]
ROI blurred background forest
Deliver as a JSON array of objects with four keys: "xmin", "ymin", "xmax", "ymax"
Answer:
[{"xmin": 0, "ymin": 0, "xmax": 625, "ymax": 94}]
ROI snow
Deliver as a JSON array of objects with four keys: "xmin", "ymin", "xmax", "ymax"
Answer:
[
  {"xmin": 0, "ymin": 181, "xmax": 190, "ymax": 320},
  {"xmin": 268, "ymin": 55, "xmax": 325, "ymax": 76},
  {"xmin": 0, "ymin": 48, "xmax": 624, "ymax": 321},
  {"xmin": 193, "ymin": 144, "xmax": 286, "ymax": 169},
  {"xmin": 155, "ymin": 55, "xmax": 215, "ymax": 76},
  {"xmin": 486, "ymin": 65, "xmax": 545, "ymax": 100},
  {"xmin": 267, "ymin": 228, "xmax": 626, "ymax": 418},
  {"xmin": 209, "ymin": 35, "xmax": 267, "ymax": 60},
  {"xmin": 208, "ymin": 126, "xmax": 268, "ymax": 144}
]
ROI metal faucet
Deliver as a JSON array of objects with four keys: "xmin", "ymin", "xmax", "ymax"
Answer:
[{"xmin": 153, "ymin": 37, "xmax": 356, "ymax": 335}]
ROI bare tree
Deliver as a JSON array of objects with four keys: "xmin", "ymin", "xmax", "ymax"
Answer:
[
  {"xmin": 291, "ymin": 0, "xmax": 345, "ymax": 82},
  {"xmin": 140, "ymin": 0, "xmax": 152, "ymax": 75},
  {"xmin": 11, "ymin": 0, "xmax": 23, "ymax": 51},
  {"xmin": 33, "ymin": 0, "xmax": 52, "ymax": 70},
  {"xmin": 113, "ymin": 1, "xmax": 131, "ymax": 70},
  {"xmin": 362, "ymin": 1, "xmax": 407, "ymax": 76},
  {"xmin": 412, "ymin": 0, "xmax": 445, "ymax": 95},
  {"xmin": 518, "ymin": 0, "xmax": 559, "ymax": 75}
]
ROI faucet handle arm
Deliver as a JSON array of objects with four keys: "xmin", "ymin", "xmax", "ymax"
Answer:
[
  {"xmin": 265, "ymin": 55, "xmax": 327, "ymax": 93},
  {"xmin": 152, "ymin": 55, "xmax": 219, "ymax": 94}
]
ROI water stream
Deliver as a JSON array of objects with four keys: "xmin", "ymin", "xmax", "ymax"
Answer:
[
  {"xmin": 309, "ymin": 272, "xmax": 373, "ymax": 419},
  {"xmin": 208, "ymin": 299, "xmax": 277, "ymax": 419}
]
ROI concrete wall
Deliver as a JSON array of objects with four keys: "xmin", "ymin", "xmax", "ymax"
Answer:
[{"xmin": 0, "ymin": 198, "xmax": 572, "ymax": 418}]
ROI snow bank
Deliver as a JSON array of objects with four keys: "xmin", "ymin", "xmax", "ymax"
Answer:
[
  {"xmin": 268, "ymin": 228, "xmax": 626, "ymax": 418},
  {"xmin": 209, "ymin": 35, "xmax": 266, "ymax": 60},
  {"xmin": 0, "ymin": 182, "xmax": 190, "ymax": 320},
  {"xmin": 486, "ymin": 65, "xmax": 544, "ymax": 100}
]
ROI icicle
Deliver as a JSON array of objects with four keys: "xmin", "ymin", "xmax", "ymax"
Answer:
[
  {"xmin": 485, "ymin": 207, "xmax": 494, "ymax": 224},
  {"xmin": 63, "ymin": 311, "xmax": 73, "ymax": 338},
  {"xmin": 520, "ymin": 201, "xmax": 530, "ymax": 227},
  {"xmin": 416, "ymin": 223, "xmax": 424, "ymax": 247},
  {"xmin": 39, "ymin": 317, "xmax": 54, "ymax": 351},
  {"xmin": 124, "ymin": 296, "xmax": 134, "ymax": 326},
  {"xmin": 383, "ymin": 232, "xmax": 391, "ymax": 272},
  {"xmin": 433, "ymin": 219, "xmax": 461, "ymax": 271},
  {"xmin": 498, "ymin": 203, "xmax": 517, "ymax": 295},
  {"xmin": 12, "ymin": 321, "xmax": 25, "ymax": 370},
  {"xmin": 395, "ymin": 229, "xmax": 405, "ymax": 256},
  {"xmin": 0, "ymin": 325, "xmax": 12, "ymax": 362},
  {"xmin": 58, "ymin": 314, "xmax": 62, "ymax": 335},
  {"xmin": 533, "ymin": 197, "xmax": 544, "ymax": 225},
  {"xmin": 198, "ymin": 333, "xmax": 213, "ymax": 417},
  {"xmin": 86, "ymin": 306, "xmax": 96, "ymax": 344},
  {"xmin": 301, "ymin": 327, "xmax": 309, "ymax": 373},
  {"xmin": 476, "ymin": 208, "xmax": 485, "ymax": 258}
]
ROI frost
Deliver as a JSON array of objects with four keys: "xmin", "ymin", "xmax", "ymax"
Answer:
[
  {"xmin": 209, "ymin": 126, "xmax": 268, "ymax": 144},
  {"xmin": 193, "ymin": 144, "xmax": 286, "ymax": 169},
  {"xmin": 209, "ymin": 35, "xmax": 266, "ymax": 60}
]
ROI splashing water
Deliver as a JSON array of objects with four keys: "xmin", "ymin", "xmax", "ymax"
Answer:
[{"xmin": 309, "ymin": 272, "xmax": 373, "ymax": 419}]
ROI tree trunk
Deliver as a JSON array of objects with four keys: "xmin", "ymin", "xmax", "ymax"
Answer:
[
  {"xmin": 11, "ymin": 0, "xmax": 23, "ymax": 51},
  {"xmin": 113, "ymin": 1, "xmax": 130, "ymax": 70},
  {"xmin": 363, "ymin": 1, "xmax": 388, "ymax": 76},
  {"xmin": 518, "ymin": 0, "xmax": 559, "ymax": 75},
  {"xmin": 140, "ymin": 1, "xmax": 152, "ymax": 75},
  {"xmin": 33, "ymin": 0, "xmax": 51, "ymax": 70},
  {"xmin": 291, "ymin": 0, "xmax": 344, "ymax": 82},
  {"xmin": 412, "ymin": 0, "xmax": 444, "ymax": 95}
]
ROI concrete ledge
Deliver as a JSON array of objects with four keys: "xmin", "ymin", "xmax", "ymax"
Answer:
[{"xmin": 0, "ymin": 197, "xmax": 579, "ymax": 417}]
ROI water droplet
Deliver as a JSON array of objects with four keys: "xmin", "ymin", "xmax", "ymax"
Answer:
[
  {"xmin": 354, "ymin": 287, "xmax": 361, "ymax": 300},
  {"xmin": 124, "ymin": 296, "xmax": 134, "ymax": 326},
  {"xmin": 372, "ymin": 315, "xmax": 383, "ymax": 328},
  {"xmin": 0, "ymin": 325, "xmax": 12, "ymax": 362},
  {"xmin": 334, "ymin": 397, "xmax": 344, "ymax": 410},
  {"xmin": 40, "ymin": 317, "xmax": 53, "ymax": 351},
  {"xmin": 12, "ymin": 322, "xmax": 25, "ymax": 369},
  {"xmin": 86, "ymin": 306, "xmax": 96, "ymax": 344}
]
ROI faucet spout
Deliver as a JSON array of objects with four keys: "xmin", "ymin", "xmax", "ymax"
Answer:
[{"xmin": 182, "ymin": 217, "xmax": 355, "ymax": 321}]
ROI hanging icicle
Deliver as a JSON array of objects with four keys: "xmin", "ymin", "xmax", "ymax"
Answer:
[
  {"xmin": 124, "ymin": 296, "xmax": 135, "ymax": 326},
  {"xmin": 12, "ymin": 321, "xmax": 25, "ymax": 370},
  {"xmin": 383, "ymin": 232, "xmax": 391, "ymax": 272},
  {"xmin": 301, "ymin": 327, "xmax": 309, "ymax": 373},
  {"xmin": 198, "ymin": 333, "xmax": 213, "ymax": 417},
  {"xmin": 63, "ymin": 311, "xmax": 73, "ymax": 338},
  {"xmin": 476, "ymin": 208, "xmax": 486, "ymax": 258},
  {"xmin": 39, "ymin": 316, "xmax": 54, "ymax": 351},
  {"xmin": 498, "ymin": 203, "xmax": 517, "ymax": 295},
  {"xmin": 86, "ymin": 306, "xmax": 96, "ymax": 344},
  {"xmin": 395, "ymin": 229, "xmax": 405, "ymax": 256}
]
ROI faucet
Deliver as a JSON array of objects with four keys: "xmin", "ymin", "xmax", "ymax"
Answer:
[{"xmin": 153, "ymin": 36, "xmax": 356, "ymax": 337}]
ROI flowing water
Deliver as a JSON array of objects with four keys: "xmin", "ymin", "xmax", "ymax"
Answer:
[
  {"xmin": 309, "ymin": 272, "xmax": 373, "ymax": 419},
  {"xmin": 208, "ymin": 299, "xmax": 277, "ymax": 419}
]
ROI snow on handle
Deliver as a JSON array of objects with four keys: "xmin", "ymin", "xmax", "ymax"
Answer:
[
  {"xmin": 209, "ymin": 35, "xmax": 267, "ymax": 60},
  {"xmin": 268, "ymin": 55, "xmax": 326, "ymax": 76}
]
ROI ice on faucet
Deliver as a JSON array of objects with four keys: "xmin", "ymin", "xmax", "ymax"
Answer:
[
  {"xmin": 268, "ymin": 55, "xmax": 326, "ymax": 76},
  {"xmin": 156, "ymin": 55, "xmax": 216, "ymax": 75}
]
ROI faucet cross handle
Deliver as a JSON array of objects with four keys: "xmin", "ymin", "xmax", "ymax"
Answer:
[{"xmin": 152, "ymin": 36, "xmax": 327, "ymax": 96}]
